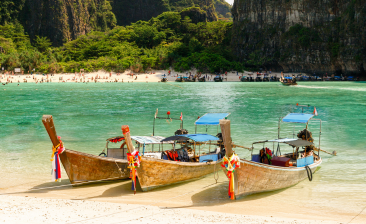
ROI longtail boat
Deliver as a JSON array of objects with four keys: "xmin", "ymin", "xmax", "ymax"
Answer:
[
  {"xmin": 280, "ymin": 76, "xmax": 297, "ymax": 86},
  {"xmin": 122, "ymin": 113, "xmax": 231, "ymax": 192},
  {"xmin": 136, "ymin": 134, "xmax": 223, "ymax": 191},
  {"xmin": 220, "ymin": 107, "xmax": 324, "ymax": 199},
  {"xmin": 42, "ymin": 115, "xmax": 167, "ymax": 185}
]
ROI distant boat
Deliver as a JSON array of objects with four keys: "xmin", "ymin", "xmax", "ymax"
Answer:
[
  {"xmin": 161, "ymin": 77, "xmax": 168, "ymax": 82},
  {"xmin": 175, "ymin": 76, "xmax": 195, "ymax": 82},
  {"xmin": 198, "ymin": 77, "xmax": 206, "ymax": 82},
  {"xmin": 270, "ymin": 76, "xmax": 278, "ymax": 82},
  {"xmin": 214, "ymin": 75, "xmax": 223, "ymax": 82},
  {"xmin": 280, "ymin": 77, "xmax": 297, "ymax": 86},
  {"xmin": 220, "ymin": 111, "xmax": 323, "ymax": 199},
  {"xmin": 240, "ymin": 76, "xmax": 251, "ymax": 82}
]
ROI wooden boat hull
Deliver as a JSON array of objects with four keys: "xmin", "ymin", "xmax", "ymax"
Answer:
[
  {"xmin": 223, "ymin": 158, "xmax": 322, "ymax": 198},
  {"xmin": 59, "ymin": 149, "xmax": 130, "ymax": 185},
  {"xmin": 136, "ymin": 157, "xmax": 221, "ymax": 191},
  {"xmin": 281, "ymin": 81, "xmax": 297, "ymax": 86}
]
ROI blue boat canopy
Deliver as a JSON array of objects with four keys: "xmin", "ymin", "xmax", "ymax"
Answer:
[
  {"xmin": 282, "ymin": 113, "xmax": 314, "ymax": 123},
  {"xmin": 161, "ymin": 134, "xmax": 219, "ymax": 142},
  {"xmin": 195, "ymin": 113, "xmax": 230, "ymax": 125}
]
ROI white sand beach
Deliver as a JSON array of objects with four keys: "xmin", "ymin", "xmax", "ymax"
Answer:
[
  {"xmin": 0, "ymin": 69, "xmax": 282, "ymax": 84},
  {"xmin": 1, "ymin": 172, "xmax": 364, "ymax": 224},
  {"xmin": 0, "ymin": 194, "xmax": 342, "ymax": 224}
]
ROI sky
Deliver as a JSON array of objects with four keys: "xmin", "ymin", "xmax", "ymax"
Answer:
[{"xmin": 225, "ymin": 0, "xmax": 234, "ymax": 5}]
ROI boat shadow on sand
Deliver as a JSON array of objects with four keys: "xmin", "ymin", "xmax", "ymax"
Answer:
[
  {"xmin": 23, "ymin": 179, "xmax": 130, "ymax": 195},
  {"xmin": 186, "ymin": 181, "xmax": 290, "ymax": 208},
  {"xmin": 83, "ymin": 177, "xmax": 211, "ymax": 200}
]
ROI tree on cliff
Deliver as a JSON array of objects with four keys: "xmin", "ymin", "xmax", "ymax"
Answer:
[{"xmin": 0, "ymin": 0, "xmax": 25, "ymax": 25}]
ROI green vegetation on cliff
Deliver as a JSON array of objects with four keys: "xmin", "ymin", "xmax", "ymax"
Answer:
[
  {"xmin": 0, "ymin": 10, "xmax": 241, "ymax": 74},
  {"xmin": 1, "ymin": 0, "xmax": 231, "ymax": 47},
  {"xmin": 111, "ymin": 0, "xmax": 232, "ymax": 26}
]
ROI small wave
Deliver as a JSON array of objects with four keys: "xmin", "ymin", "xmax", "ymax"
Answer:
[
  {"xmin": 338, "ymin": 87, "xmax": 366, "ymax": 92},
  {"xmin": 296, "ymin": 85, "xmax": 366, "ymax": 92},
  {"xmin": 295, "ymin": 85, "xmax": 329, "ymax": 89}
]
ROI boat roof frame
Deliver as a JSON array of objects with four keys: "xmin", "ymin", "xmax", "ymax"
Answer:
[
  {"xmin": 107, "ymin": 136, "xmax": 173, "ymax": 145},
  {"xmin": 194, "ymin": 112, "xmax": 231, "ymax": 134},
  {"xmin": 277, "ymin": 105, "xmax": 322, "ymax": 156},
  {"xmin": 252, "ymin": 138, "xmax": 314, "ymax": 148}
]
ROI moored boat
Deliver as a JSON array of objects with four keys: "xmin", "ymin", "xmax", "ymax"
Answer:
[
  {"xmin": 280, "ymin": 76, "xmax": 297, "ymax": 86},
  {"xmin": 136, "ymin": 134, "xmax": 223, "ymax": 191},
  {"xmin": 214, "ymin": 75, "xmax": 223, "ymax": 82},
  {"xmin": 42, "ymin": 115, "xmax": 169, "ymax": 185},
  {"xmin": 125, "ymin": 113, "xmax": 231, "ymax": 192},
  {"xmin": 227, "ymin": 139, "xmax": 322, "ymax": 198},
  {"xmin": 175, "ymin": 76, "xmax": 195, "ymax": 82},
  {"xmin": 219, "ymin": 108, "xmax": 324, "ymax": 199},
  {"xmin": 42, "ymin": 115, "xmax": 130, "ymax": 184}
]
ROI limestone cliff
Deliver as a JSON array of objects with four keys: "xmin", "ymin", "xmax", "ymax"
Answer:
[
  {"xmin": 232, "ymin": 0, "xmax": 366, "ymax": 75},
  {"xmin": 19, "ymin": 0, "xmax": 116, "ymax": 46}
]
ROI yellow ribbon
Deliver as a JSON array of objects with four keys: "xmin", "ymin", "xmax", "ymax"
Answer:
[{"xmin": 50, "ymin": 143, "xmax": 60, "ymax": 161}]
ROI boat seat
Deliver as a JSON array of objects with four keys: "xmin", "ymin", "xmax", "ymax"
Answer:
[
  {"xmin": 271, "ymin": 156, "xmax": 290, "ymax": 167},
  {"xmin": 297, "ymin": 155, "xmax": 314, "ymax": 167},
  {"xmin": 199, "ymin": 153, "xmax": 219, "ymax": 163},
  {"xmin": 143, "ymin": 152, "xmax": 162, "ymax": 159},
  {"xmin": 107, "ymin": 148, "xmax": 128, "ymax": 159},
  {"xmin": 251, "ymin": 154, "xmax": 260, "ymax": 162}
]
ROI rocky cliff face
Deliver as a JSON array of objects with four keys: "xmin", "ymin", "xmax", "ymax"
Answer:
[
  {"xmin": 231, "ymin": 0, "xmax": 366, "ymax": 75},
  {"xmin": 20, "ymin": 0, "xmax": 116, "ymax": 46}
]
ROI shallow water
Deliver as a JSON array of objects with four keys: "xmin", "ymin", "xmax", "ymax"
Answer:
[{"xmin": 0, "ymin": 81, "xmax": 365, "ymax": 220}]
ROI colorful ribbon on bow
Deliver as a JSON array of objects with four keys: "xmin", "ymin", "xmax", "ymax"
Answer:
[
  {"xmin": 221, "ymin": 153, "xmax": 240, "ymax": 200},
  {"xmin": 51, "ymin": 136, "xmax": 65, "ymax": 182},
  {"xmin": 127, "ymin": 150, "xmax": 141, "ymax": 194}
]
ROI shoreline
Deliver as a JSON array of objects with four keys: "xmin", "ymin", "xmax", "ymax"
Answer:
[
  {"xmin": 0, "ymin": 69, "xmax": 283, "ymax": 83},
  {"xmin": 2, "ymin": 70, "xmax": 362, "ymax": 84}
]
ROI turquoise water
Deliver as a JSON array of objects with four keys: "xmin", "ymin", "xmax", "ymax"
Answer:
[{"xmin": 0, "ymin": 81, "xmax": 365, "ymax": 194}]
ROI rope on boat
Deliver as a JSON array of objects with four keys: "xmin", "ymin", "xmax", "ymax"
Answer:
[
  {"xmin": 305, "ymin": 165, "xmax": 313, "ymax": 181},
  {"xmin": 114, "ymin": 160, "xmax": 126, "ymax": 177},
  {"xmin": 213, "ymin": 162, "xmax": 219, "ymax": 184}
]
